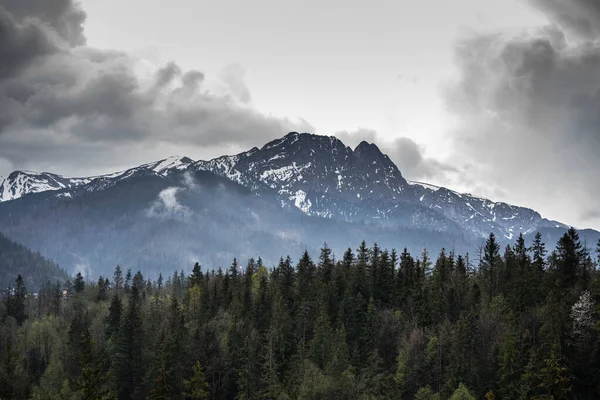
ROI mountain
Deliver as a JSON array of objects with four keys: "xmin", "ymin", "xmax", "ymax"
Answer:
[
  {"xmin": 0, "ymin": 232, "xmax": 68, "ymax": 291},
  {"xmin": 195, "ymin": 132, "xmax": 568, "ymax": 239},
  {"xmin": 0, "ymin": 132, "xmax": 596, "ymax": 277},
  {"xmin": 0, "ymin": 155, "xmax": 194, "ymax": 202}
]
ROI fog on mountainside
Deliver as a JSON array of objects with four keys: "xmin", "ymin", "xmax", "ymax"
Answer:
[{"xmin": 1, "ymin": 133, "xmax": 596, "ymax": 279}]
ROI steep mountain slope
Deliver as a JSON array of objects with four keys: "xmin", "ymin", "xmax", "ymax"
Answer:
[
  {"xmin": 0, "ymin": 232, "xmax": 68, "ymax": 291},
  {"xmin": 195, "ymin": 132, "xmax": 568, "ymax": 239},
  {"xmin": 194, "ymin": 133, "xmax": 417, "ymax": 222},
  {"xmin": 0, "ymin": 169, "xmax": 468, "ymax": 278},
  {"xmin": 0, "ymin": 132, "xmax": 596, "ymax": 278},
  {"xmin": 405, "ymin": 181, "xmax": 567, "ymax": 239}
]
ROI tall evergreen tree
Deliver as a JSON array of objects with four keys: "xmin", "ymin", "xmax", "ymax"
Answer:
[
  {"xmin": 11, "ymin": 274, "xmax": 27, "ymax": 325},
  {"xmin": 114, "ymin": 285, "xmax": 144, "ymax": 400},
  {"xmin": 113, "ymin": 265, "xmax": 124, "ymax": 295},
  {"xmin": 482, "ymin": 233, "xmax": 500, "ymax": 303},
  {"xmin": 74, "ymin": 272, "xmax": 85, "ymax": 294}
]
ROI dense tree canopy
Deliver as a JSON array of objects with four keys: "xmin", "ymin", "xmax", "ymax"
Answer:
[
  {"xmin": 1, "ymin": 230, "xmax": 600, "ymax": 399},
  {"xmin": 0, "ymin": 232, "xmax": 67, "ymax": 291}
]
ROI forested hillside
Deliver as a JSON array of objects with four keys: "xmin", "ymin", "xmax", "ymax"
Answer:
[
  {"xmin": 1, "ymin": 229, "xmax": 599, "ymax": 399},
  {"xmin": 0, "ymin": 232, "xmax": 68, "ymax": 291}
]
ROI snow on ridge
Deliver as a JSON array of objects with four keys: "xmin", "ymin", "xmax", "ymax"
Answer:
[
  {"xmin": 0, "ymin": 155, "xmax": 196, "ymax": 202},
  {"xmin": 150, "ymin": 156, "xmax": 192, "ymax": 174},
  {"xmin": 407, "ymin": 180, "xmax": 442, "ymax": 192}
]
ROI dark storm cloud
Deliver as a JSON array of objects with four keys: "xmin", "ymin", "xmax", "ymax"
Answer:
[
  {"xmin": 0, "ymin": 0, "xmax": 312, "ymax": 176},
  {"xmin": 0, "ymin": 6, "xmax": 57, "ymax": 80},
  {"xmin": 335, "ymin": 129, "xmax": 455, "ymax": 181},
  {"xmin": 2, "ymin": 0, "xmax": 86, "ymax": 45},
  {"xmin": 387, "ymin": 137, "xmax": 457, "ymax": 180},
  {"xmin": 444, "ymin": 0, "xmax": 600, "ymax": 228},
  {"xmin": 529, "ymin": 0, "xmax": 600, "ymax": 39}
]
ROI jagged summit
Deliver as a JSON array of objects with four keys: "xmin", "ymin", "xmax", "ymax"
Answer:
[{"xmin": 0, "ymin": 132, "xmax": 571, "ymax": 239}]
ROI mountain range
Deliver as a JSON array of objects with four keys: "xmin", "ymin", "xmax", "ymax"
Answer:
[{"xmin": 0, "ymin": 132, "xmax": 597, "ymax": 278}]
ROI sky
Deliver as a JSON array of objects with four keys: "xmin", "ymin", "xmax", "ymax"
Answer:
[{"xmin": 1, "ymin": 0, "xmax": 599, "ymax": 230}]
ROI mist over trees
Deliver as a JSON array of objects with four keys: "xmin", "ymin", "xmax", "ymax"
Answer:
[
  {"xmin": 1, "ymin": 230, "xmax": 600, "ymax": 399},
  {"xmin": 0, "ymin": 232, "xmax": 68, "ymax": 291}
]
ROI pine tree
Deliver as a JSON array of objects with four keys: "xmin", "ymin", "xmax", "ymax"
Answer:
[
  {"xmin": 327, "ymin": 323, "xmax": 350, "ymax": 377},
  {"xmin": 483, "ymin": 233, "xmax": 500, "ymax": 303},
  {"xmin": 414, "ymin": 386, "xmax": 441, "ymax": 400},
  {"xmin": 537, "ymin": 344, "xmax": 571, "ymax": 399},
  {"xmin": 297, "ymin": 250, "xmax": 316, "ymax": 345},
  {"xmin": 309, "ymin": 306, "xmax": 333, "ymax": 370},
  {"xmin": 114, "ymin": 285, "xmax": 144, "ymax": 399},
  {"xmin": 74, "ymin": 272, "xmax": 85, "ymax": 294},
  {"xmin": 70, "ymin": 331, "xmax": 111, "ymax": 400},
  {"xmin": 397, "ymin": 248, "xmax": 414, "ymax": 308},
  {"xmin": 97, "ymin": 276, "xmax": 108, "ymax": 302},
  {"xmin": 189, "ymin": 262, "xmax": 203, "ymax": 288},
  {"xmin": 124, "ymin": 269, "xmax": 132, "ymax": 293},
  {"xmin": 157, "ymin": 273, "xmax": 163, "ymax": 292},
  {"xmin": 11, "ymin": 274, "xmax": 27, "ymax": 325},
  {"xmin": 449, "ymin": 383, "xmax": 476, "ymax": 400},
  {"xmin": 148, "ymin": 297, "xmax": 186, "ymax": 399},
  {"xmin": 554, "ymin": 228, "xmax": 586, "ymax": 294},
  {"xmin": 113, "ymin": 265, "xmax": 124, "ymax": 295},
  {"xmin": 184, "ymin": 361, "xmax": 209, "ymax": 399},
  {"xmin": 106, "ymin": 293, "xmax": 122, "ymax": 338}
]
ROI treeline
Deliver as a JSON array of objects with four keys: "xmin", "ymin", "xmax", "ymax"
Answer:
[
  {"xmin": 0, "ymin": 232, "xmax": 68, "ymax": 291},
  {"xmin": 1, "ymin": 229, "xmax": 600, "ymax": 399}
]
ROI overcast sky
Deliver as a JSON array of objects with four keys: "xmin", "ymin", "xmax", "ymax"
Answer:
[{"xmin": 1, "ymin": 0, "xmax": 599, "ymax": 230}]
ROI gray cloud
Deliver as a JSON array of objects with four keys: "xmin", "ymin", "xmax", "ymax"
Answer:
[
  {"xmin": 146, "ymin": 187, "xmax": 192, "ymax": 221},
  {"xmin": 387, "ymin": 137, "xmax": 457, "ymax": 180},
  {"xmin": 444, "ymin": 0, "xmax": 600, "ymax": 229},
  {"xmin": 335, "ymin": 128, "xmax": 455, "ymax": 181},
  {"xmin": 0, "ymin": 0, "xmax": 312, "ymax": 177},
  {"xmin": 220, "ymin": 63, "xmax": 252, "ymax": 104},
  {"xmin": 3, "ymin": 0, "xmax": 86, "ymax": 45},
  {"xmin": 529, "ymin": 0, "xmax": 600, "ymax": 40}
]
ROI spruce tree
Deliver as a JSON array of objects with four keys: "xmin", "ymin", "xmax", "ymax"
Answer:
[
  {"xmin": 74, "ymin": 272, "xmax": 85, "ymax": 294},
  {"xmin": 556, "ymin": 227, "xmax": 584, "ymax": 290},
  {"xmin": 114, "ymin": 285, "xmax": 144, "ymax": 399},
  {"xmin": 483, "ymin": 233, "xmax": 500, "ymax": 303},
  {"xmin": 124, "ymin": 269, "xmax": 132, "ymax": 293},
  {"xmin": 106, "ymin": 293, "xmax": 122, "ymax": 338},
  {"xmin": 184, "ymin": 361, "xmax": 209, "ymax": 399},
  {"xmin": 12, "ymin": 274, "xmax": 27, "ymax": 325},
  {"xmin": 113, "ymin": 265, "xmax": 123, "ymax": 295},
  {"xmin": 97, "ymin": 276, "xmax": 108, "ymax": 302}
]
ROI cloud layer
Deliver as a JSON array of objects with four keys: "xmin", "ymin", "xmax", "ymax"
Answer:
[
  {"xmin": 0, "ymin": 0, "xmax": 312, "ymax": 177},
  {"xmin": 443, "ymin": 0, "xmax": 600, "ymax": 229},
  {"xmin": 335, "ymin": 128, "xmax": 456, "ymax": 181}
]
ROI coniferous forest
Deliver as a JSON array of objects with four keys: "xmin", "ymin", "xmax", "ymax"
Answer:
[{"xmin": 1, "ymin": 229, "xmax": 600, "ymax": 399}]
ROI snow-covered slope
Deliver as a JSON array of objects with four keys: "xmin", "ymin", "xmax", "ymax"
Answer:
[
  {"xmin": 0, "ymin": 171, "xmax": 93, "ymax": 202},
  {"xmin": 406, "ymin": 181, "xmax": 567, "ymax": 238},
  {"xmin": 0, "ymin": 133, "xmax": 574, "ymax": 240},
  {"xmin": 195, "ymin": 132, "xmax": 410, "ymax": 221},
  {"xmin": 0, "ymin": 156, "xmax": 194, "ymax": 202},
  {"xmin": 195, "ymin": 132, "xmax": 569, "ymax": 238}
]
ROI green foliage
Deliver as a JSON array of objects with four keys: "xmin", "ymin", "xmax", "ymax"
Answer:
[
  {"xmin": 0, "ymin": 232, "xmax": 598, "ymax": 398},
  {"xmin": 184, "ymin": 361, "xmax": 209, "ymax": 399},
  {"xmin": 414, "ymin": 386, "xmax": 441, "ymax": 400},
  {"xmin": 0, "ymin": 232, "xmax": 68, "ymax": 291},
  {"xmin": 449, "ymin": 383, "xmax": 476, "ymax": 400},
  {"xmin": 536, "ymin": 344, "xmax": 572, "ymax": 400}
]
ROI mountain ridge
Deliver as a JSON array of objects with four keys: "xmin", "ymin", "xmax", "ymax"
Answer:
[
  {"xmin": 0, "ymin": 132, "xmax": 594, "ymax": 277},
  {"xmin": 0, "ymin": 132, "xmax": 576, "ymax": 240}
]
